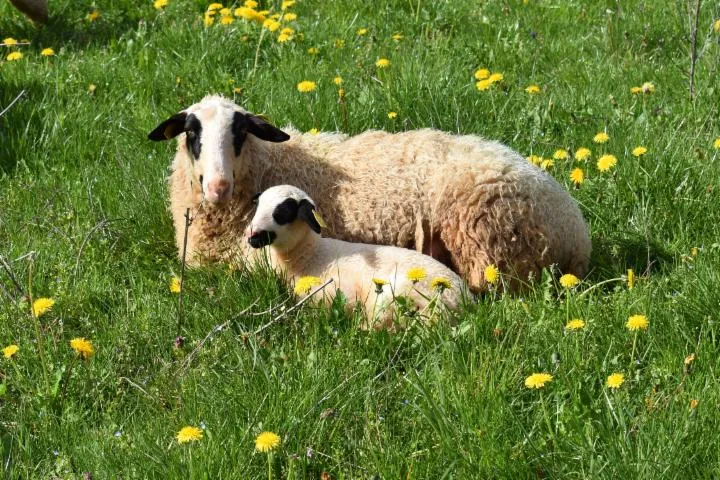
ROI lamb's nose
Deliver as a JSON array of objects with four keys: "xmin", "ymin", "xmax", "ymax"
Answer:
[{"xmin": 206, "ymin": 179, "xmax": 231, "ymax": 204}]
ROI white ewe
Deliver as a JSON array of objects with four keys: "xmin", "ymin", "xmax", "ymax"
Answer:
[{"xmin": 148, "ymin": 95, "xmax": 591, "ymax": 292}]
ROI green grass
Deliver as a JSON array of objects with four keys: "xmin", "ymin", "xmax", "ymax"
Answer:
[{"xmin": 2, "ymin": 0, "xmax": 720, "ymax": 477}]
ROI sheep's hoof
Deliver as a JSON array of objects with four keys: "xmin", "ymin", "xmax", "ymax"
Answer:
[{"xmin": 8, "ymin": 0, "xmax": 49, "ymax": 23}]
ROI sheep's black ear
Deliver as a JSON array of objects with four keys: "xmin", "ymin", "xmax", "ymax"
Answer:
[
  {"xmin": 297, "ymin": 199, "xmax": 322, "ymax": 234},
  {"xmin": 246, "ymin": 114, "xmax": 290, "ymax": 143},
  {"xmin": 148, "ymin": 112, "xmax": 188, "ymax": 141}
]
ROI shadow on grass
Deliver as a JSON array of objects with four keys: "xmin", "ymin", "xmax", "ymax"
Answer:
[
  {"xmin": 0, "ymin": 2, "xmax": 143, "ymax": 52},
  {"xmin": 587, "ymin": 233, "xmax": 672, "ymax": 283}
]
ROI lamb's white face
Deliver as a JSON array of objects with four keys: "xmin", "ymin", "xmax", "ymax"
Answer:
[
  {"xmin": 247, "ymin": 185, "xmax": 321, "ymax": 250},
  {"xmin": 148, "ymin": 96, "xmax": 290, "ymax": 206}
]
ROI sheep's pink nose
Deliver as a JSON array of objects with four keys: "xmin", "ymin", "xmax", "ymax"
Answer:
[{"xmin": 206, "ymin": 179, "xmax": 232, "ymax": 204}]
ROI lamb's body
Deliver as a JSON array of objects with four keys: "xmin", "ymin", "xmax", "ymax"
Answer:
[
  {"xmin": 270, "ymin": 231, "xmax": 464, "ymax": 328},
  {"xmin": 165, "ymin": 96, "xmax": 591, "ymax": 292}
]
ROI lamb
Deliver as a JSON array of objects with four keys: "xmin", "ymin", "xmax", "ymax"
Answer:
[
  {"xmin": 246, "ymin": 185, "xmax": 466, "ymax": 328},
  {"xmin": 148, "ymin": 95, "xmax": 591, "ymax": 292}
]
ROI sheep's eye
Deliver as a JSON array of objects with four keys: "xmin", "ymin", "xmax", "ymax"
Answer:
[
  {"xmin": 186, "ymin": 131, "xmax": 196, "ymax": 139},
  {"xmin": 251, "ymin": 193, "xmax": 261, "ymax": 204}
]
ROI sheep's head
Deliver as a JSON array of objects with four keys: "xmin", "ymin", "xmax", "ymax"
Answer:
[
  {"xmin": 247, "ymin": 185, "xmax": 322, "ymax": 251},
  {"xmin": 148, "ymin": 96, "xmax": 289, "ymax": 205}
]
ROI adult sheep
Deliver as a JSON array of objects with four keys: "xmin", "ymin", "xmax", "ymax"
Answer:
[{"xmin": 148, "ymin": 95, "xmax": 591, "ymax": 292}]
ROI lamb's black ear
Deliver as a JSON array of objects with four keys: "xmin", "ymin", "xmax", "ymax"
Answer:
[
  {"xmin": 246, "ymin": 114, "xmax": 291, "ymax": 143},
  {"xmin": 297, "ymin": 199, "xmax": 322, "ymax": 234},
  {"xmin": 148, "ymin": 112, "xmax": 188, "ymax": 141}
]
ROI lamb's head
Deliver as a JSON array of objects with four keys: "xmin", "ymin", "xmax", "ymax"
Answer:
[
  {"xmin": 247, "ymin": 185, "xmax": 322, "ymax": 251},
  {"xmin": 148, "ymin": 95, "xmax": 289, "ymax": 205}
]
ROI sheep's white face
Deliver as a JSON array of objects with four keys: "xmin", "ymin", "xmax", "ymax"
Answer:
[
  {"xmin": 148, "ymin": 96, "xmax": 289, "ymax": 206},
  {"xmin": 247, "ymin": 185, "xmax": 322, "ymax": 251}
]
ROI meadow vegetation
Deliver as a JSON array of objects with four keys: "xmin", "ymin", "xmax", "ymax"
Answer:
[{"xmin": 1, "ymin": 0, "xmax": 720, "ymax": 477}]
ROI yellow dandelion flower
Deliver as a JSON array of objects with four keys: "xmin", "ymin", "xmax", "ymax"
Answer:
[
  {"xmin": 283, "ymin": 12, "xmax": 297, "ymax": 21},
  {"xmin": 641, "ymin": 82, "xmax": 655, "ymax": 93},
  {"xmin": 484, "ymin": 265, "xmax": 499, "ymax": 284},
  {"xmin": 280, "ymin": 27, "xmax": 294, "ymax": 35},
  {"xmin": 219, "ymin": 7, "xmax": 231, "ymax": 15},
  {"xmin": 552, "ymin": 149, "xmax": 569, "ymax": 160},
  {"xmin": 372, "ymin": 278, "xmax": 388, "ymax": 287},
  {"xmin": 170, "ymin": 276, "xmax": 181, "ymax": 293},
  {"xmin": 540, "ymin": 159, "xmax": 554, "ymax": 170},
  {"xmin": 296, "ymin": 80, "xmax": 316, "ymax": 93},
  {"xmin": 338, "ymin": 88, "xmax": 345, "ymax": 99},
  {"xmin": 356, "ymin": 28, "xmax": 368, "ymax": 36},
  {"xmin": 406, "ymin": 267, "xmax": 427, "ymax": 283},
  {"xmin": 281, "ymin": 0, "xmax": 295, "ymax": 9},
  {"xmin": 387, "ymin": 111, "xmax": 397, "ymax": 119},
  {"xmin": 684, "ymin": 353, "xmax": 695, "ymax": 365},
  {"xmin": 233, "ymin": 86, "xmax": 242, "ymax": 94},
  {"xmin": 631, "ymin": 86, "xmax": 642, "ymax": 94},
  {"xmin": 559, "ymin": 274, "xmax": 579, "ymax": 288},
  {"xmin": 32, "ymin": 298, "xmax": 55, "ymax": 317},
  {"xmin": 88, "ymin": 84, "xmax": 97, "ymax": 93},
  {"xmin": 244, "ymin": 0, "xmax": 257, "ymax": 6},
  {"xmin": 627, "ymin": 269, "xmax": 634, "ymax": 289},
  {"xmin": 626, "ymin": 314, "xmax": 649, "ymax": 331},
  {"xmin": 40, "ymin": 47, "xmax": 55, "ymax": 56},
  {"xmin": 334, "ymin": 39, "xmax": 345, "ymax": 48},
  {"xmin": 712, "ymin": 137, "xmax": 720, "ymax": 149},
  {"xmin": 475, "ymin": 79, "xmax": 493, "ymax": 91},
  {"xmin": 87, "ymin": 10, "xmax": 100, "ymax": 21},
  {"xmin": 307, "ymin": 47, "xmax": 319, "ymax": 55},
  {"xmin": 220, "ymin": 15, "xmax": 234, "ymax": 24},
  {"xmin": 204, "ymin": 14, "xmax": 215, "ymax": 26},
  {"xmin": 527, "ymin": 154, "xmax": 541, "ymax": 165},
  {"xmin": 474, "ymin": 68, "xmax": 490, "ymax": 80},
  {"xmin": 715, "ymin": 19, "xmax": 720, "ymax": 33},
  {"xmin": 392, "ymin": 33, "xmax": 403, "ymax": 41},
  {"xmin": 570, "ymin": 168, "xmax": 584, "ymax": 186},
  {"xmin": 524, "ymin": 373, "xmax": 553, "ymax": 389},
  {"xmin": 2, "ymin": 38, "xmax": 18, "ymax": 46},
  {"xmin": 263, "ymin": 19, "xmax": 280, "ymax": 31},
  {"xmin": 597, "ymin": 154, "xmax": 617, "ymax": 172},
  {"xmin": 565, "ymin": 319, "xmax": 585, "ymax": 330},
  {"xmin": 308, "ymin": 128, "xmax": 319, "ymax": 134},
  {"xmin": 176, "ymin": 426, "xmax": 203, "ymax": 443},
  {"xmin": 593, "ymin": 132, "xmax": 609, "ymax": 144},
  {"xmin": 234, "ymin": 6, "xmax": 254, "ymax": 18},
  {"xmin": 3, "ymin": 345, "xmax": 19, "ymax": 359},
  {"xmin": 488, "ymin": 73, "xmax": 504, "ymax": 83},
  {"xmin": 375, "ymin": 58, "xmax": 390, "ymax": 68},
  {"xmin": 690, "ymin": 399, "xmax": 699, "ymax": 409},
  {"xmin": 255, "ymin": 431, "xmax": 281, "ymax": 452},
  {"xmin": 525, "ymin": 84, "xmax": 541, "ymax": 94},
  {"xmin": 277, "ymin": 33, "xmax": 292, "ymax": 43},
  {"xmin": 332, "ymin": 76, "xmax": 343, "ymax": 85},
  {"xmin": 606, "ymin": 372, "xmax": 625, "ymax": 389},
  {"xmin": 6, "ymin": 52, "xmax": 23, "ymax": 61},
  {"xmin": 574, "ymin": 147, "xmax": 591, "ymax": 161},
  {"xmin": 69, "ymin": 337, "xmax": 95, "ymax": 359},
  {"xmin": 154, "ymin": 0, "xmax": 168, "ymax": 9},
  {"xmin": 691, "ymin": 247, "xmax": 698, "ymax": 257},
  {"xmin": 632, "ymin": 146, "xmax": 647, "ymax": 157},
  {"xmin": 207, "ymin": 2, "xmax": 223, "ymax": 10},
  {"xmin": 430, "ymin": 277, "xmax": 452, "ymax": 291},
  {"xmin": 294, "ymin": 276, "xmax": 322, "ymax": 295}
]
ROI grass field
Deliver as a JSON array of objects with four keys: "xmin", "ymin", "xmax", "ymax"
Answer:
[{"xmin": 2, "ymin": 0, "xmax": 720, "ymax": 477}]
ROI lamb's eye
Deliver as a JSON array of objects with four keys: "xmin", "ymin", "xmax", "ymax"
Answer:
[
  {"xmin": 186, "ymin": 131, "xmax": 196, "ymax": 139},
  {"xmin": 251, "ymin": 192, "xmax": 261, "ymax": 204}
]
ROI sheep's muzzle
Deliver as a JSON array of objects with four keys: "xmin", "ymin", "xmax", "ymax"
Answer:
[{"xmin": 248, "ymin": 231, "xmax": 277, "ymax": 248}]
